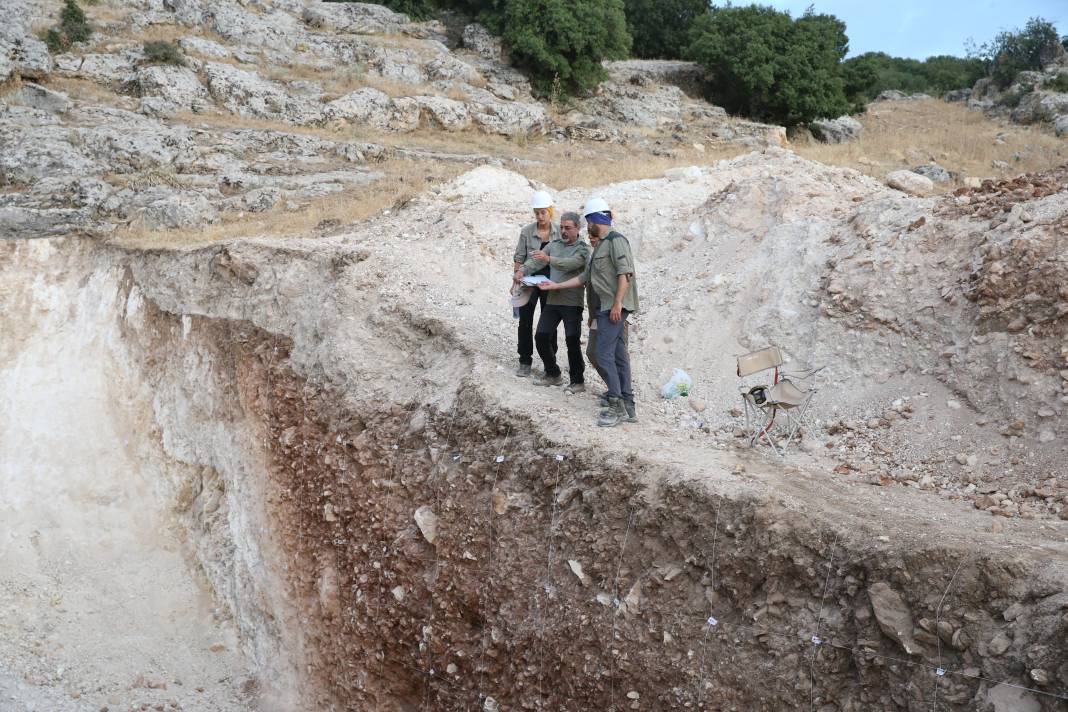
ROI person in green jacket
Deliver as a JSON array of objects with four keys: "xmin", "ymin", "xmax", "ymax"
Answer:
[
  {"xmin": 539, "ymin": 198, "xmax": 638, "ymax": 427},
  {"xmin": 520, "ymin": 211, "xmax": 590, "ymax": 392},
  {"xmin": 512, "ymin": 190, "xmax": 559, "ymax": 377},
  {"xmin": 585, "ymin": 221, "xmax": 628, "ymax": 404}
]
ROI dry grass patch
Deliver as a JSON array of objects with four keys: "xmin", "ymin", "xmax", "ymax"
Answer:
[
  {"xmin": 49, "ymin": 75, "xmax": 135, "ymax": 105},
  {"xmin": 85, "ymin": 1, "xmax": 134, "ymax": 25},
  {"xmin": 794, "ymin": 99, "xmax": 1067, "ymax": 189},
  {"xmin": 524, "ymin": 144, "xmax": 748, "ymax": 191},
  {"xmin": 106, "ymin": 159, "xmax": 465, "ymax": 250}
]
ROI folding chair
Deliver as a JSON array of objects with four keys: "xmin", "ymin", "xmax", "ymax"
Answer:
[{"xmin": 736, "ymin": 346, "xmax": 823, "ymax": 457}]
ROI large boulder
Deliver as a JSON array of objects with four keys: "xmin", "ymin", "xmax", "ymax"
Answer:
[
  {"xmin": 0, "ymin": 15, "xmax": 53, "ymax": 82},
  {"xmin": 0, "ymin": 206, "xmax": 94, "ymax": 237},
  {"xmin": 70, "ymin": 107, "xmax": 198, "ymax": 173},
  {"xmin": 912, "ymin": 163, "xmax": 951, "ymax": 183},
  {"xmin": 53, "ymin": 51, "xmax": 141, "ymax": 86},
  {"xmin": 604, "ymin": 59, "xmax": 710, "ymax": 97},
  {"xmin": 471, "ymin": 101, "xmax": 548, "ymax": 136},
  {"xmin": 868, "ymin": 583, "xmax": 925, "ymax": 656},
  {"xmin": 886, "ymin": 170, "xmax": 934, "ymax": 196},
  {"xmin": 424, "ymin": 54, "xmax": 482, "ymax": 84},
  {"xmin": 415, "ymin": 96, "xmax": 470, "ymax": 131},
  {"xmin": 140, "ymin": 190, "xmax": 218, "ymax": 229},
  {"xmin": 203, "ymin": 61, "xmax": 321, "ymax": 124},
  {"xmin": 207, "ymin": 4, "xmax": 304, "ymax": 48},
  {"xmin": 178, "ymin": 36, "xmax": 232, "ymax": 59},
  {"xmin": 462, "ymin": 24, "xmax": 500, "ymax": 60},
  {"xmin": 875, "ymin": 90, "xmax": 930, "ymax": 102},
  {"xmin": 323, "ymin": 87, "xmax": 418, "ymax": 130},
  {"xmin": 810, "ymin": 115, "xmax": 862, "ymax": 144},
  {"xmin": 0, "ymin": 125, "xmax": 99, "ymax": 185},
  {"xmin": 1055, "ymin": 114, "xmax": 1068, "ymax": 137},
  {"xmin": 302, "ymin": 2, "xmax": 412, "ymax": 35},
  {"xmin": 136, "ymin": 65, "xmax": 212, "ymax": 114},
  {"xmin": 596, "ymin": 82, "xmax": 686, "ymax": 128},
  {"xmin": 875, "ymin": 89, "xmax": 909, "ymax": 102},
  {"xmin": 1012, "ymin": 90, "xmax": 1068, "ymax": 124},
  {"xmin": 7, "ymin": 83, "xmax": 72, "ymax": 114}
]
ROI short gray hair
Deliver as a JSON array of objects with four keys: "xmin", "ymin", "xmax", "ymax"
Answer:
[{"xmin": 560, "ymin": 211, "xmax": 582, "ymax": 227}]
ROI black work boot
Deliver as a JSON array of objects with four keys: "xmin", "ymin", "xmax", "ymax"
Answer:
[
  {"xmin": 623, "ymin": 400, "xmax": 637, "ymax": 423},
  {"xmin": 598, "ymin": 397, "xmax": 625, "ymax": 427}
]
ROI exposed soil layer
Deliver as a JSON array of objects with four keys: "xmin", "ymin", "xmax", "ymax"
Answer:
[{"xmin": 188, "ymin": 319, "xmax": 1068, "ymax": 712}]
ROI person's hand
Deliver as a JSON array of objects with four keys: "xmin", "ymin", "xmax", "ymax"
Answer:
[
  {"xmin": 512, "ymin": 270, "xmax": 523, "ymax": 283},
  {"xmin": 587, "ymin": 317, "xmax": 593, "ymax": 327},
  {"xmin": 610, "ymin": 302, "xmax": 622, "ymax": 323},
  {"xmin": 531, "ymin": 249, "xmax": 548, "ymax": 261},
  {"xmin": 538, "ymin": 281, "xmax": 557, "ymax": 291}
]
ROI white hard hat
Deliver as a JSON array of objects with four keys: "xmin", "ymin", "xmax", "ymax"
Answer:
[
  {"xmin": 583, "ymin": 196, "xmax": 610, "ymax": 216},
  {"xmin": 531, "ymin": 190, "xmax": 553, "ymax": 209}
]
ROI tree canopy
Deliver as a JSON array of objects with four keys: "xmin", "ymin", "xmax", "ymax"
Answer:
[
  {"xmin": 686, "ymin": 5, "xmax": 850, "ymax": 126},
  {"xmin": 623, "ymin": 0, "xmax": 709, "ymax": 60},
  {"xmin": 499, "ymin": 0, "xmax": 631, "ymax": 96}
]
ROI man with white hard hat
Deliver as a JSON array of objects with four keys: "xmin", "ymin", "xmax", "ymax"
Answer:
[
  {"xmin": 539, "ymin": 197, "xmax": 638, "ymax": 427},
  {"xmin": 512, "ymin": 190, "xmax": 559, "ymax": 377},
  {"xmin": 583, "ymin": 202, "xmax": 628, "ymax": 404}
]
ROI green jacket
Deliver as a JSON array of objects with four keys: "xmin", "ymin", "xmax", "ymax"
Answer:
[
  {"xmin": 522, "ymin": 238, "xmax": 591, "ymax": 307},
  {"xmin": 580, "ymin": 231, "xmax": 638, "ymax": 314},
  {"xmin": 512, "ymin": 221, "xmax": 560, "ymax": 268}
]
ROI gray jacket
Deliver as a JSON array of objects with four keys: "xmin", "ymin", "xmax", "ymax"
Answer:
[{"xmin": 512, "ymin": 221, "xmax": 560, "ymax": 267}]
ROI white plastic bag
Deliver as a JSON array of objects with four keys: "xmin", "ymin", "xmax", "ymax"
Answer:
[{"xmin": 660, "ymin": 368, "xmax": 693, "ymax": 399}]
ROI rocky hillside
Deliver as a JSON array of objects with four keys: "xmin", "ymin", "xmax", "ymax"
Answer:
[
  {"xmin": 952, "ymin": 45, "xmax": 1068, "ymax": 137},
  {"xmin": 1, "ymin": 0, "xmax": 783, "ymax": 240}
]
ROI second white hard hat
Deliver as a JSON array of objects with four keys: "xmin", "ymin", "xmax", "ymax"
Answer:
[
  {"xmin": 531, "ymin": 190, "xmax": 553, "ymax": 209},
  {"xmin": 583, "ymin": 196, "xmax": 610, "ymax": 216}
]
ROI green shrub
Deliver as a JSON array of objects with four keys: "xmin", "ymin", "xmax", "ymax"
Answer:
[
  {"xmin": 686, "ymin": 5, "xmax": 850, "ymax": 126},
  {"xmin": 920, "ymin": 55, "xmax": 985, "ymax": 92},
  {"xmin": 623, "ymin": 0, "xmax": 708, "ymax": 60},
  {"xmin": 142, "ymin": 40, "xmax": 187, "ymax": 66},
  {"xmin": 842, "ymin": 52, "xmax": 985, "ymax": 104},
  {"xmin": 325, "ymin": 0, "xmax": 437, "ymax": 21},
  {"xmin": 1046, "ymin": 72, "xmax": 1068, "ymax": 93},
  {"xmin": 499, "ymin": 0, "xmax": 631, "ymax": 96},
  {"xmin": 43, "ymin": 0, "xmax": 91, "ymax": 53},
  {"xmin": 1002, "ymin": 88, "xmax": 1024, "ymax": 108},
  {"xmin": 970, "ymin": 17, "xmax": 1062, "ymax": 88}
]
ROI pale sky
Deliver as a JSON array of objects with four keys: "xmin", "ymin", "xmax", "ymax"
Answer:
[{"xmin": 756, "ymin": 1, "xmax": 1067, "ymax": 59}]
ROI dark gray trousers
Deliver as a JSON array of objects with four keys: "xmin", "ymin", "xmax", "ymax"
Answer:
[{"xmin": 594, "ymin": 309, "xmax": 632, "ymax": 401}]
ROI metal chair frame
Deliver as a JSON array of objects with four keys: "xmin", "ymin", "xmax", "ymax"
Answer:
[{"xmin": 737, "ymin": 346, "xmax": 823, "ymax": 457}]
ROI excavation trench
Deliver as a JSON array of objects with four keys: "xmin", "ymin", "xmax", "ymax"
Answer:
[{"xmin": 2, "ymin": 238, "xmax": 1066, "ymax": 712}]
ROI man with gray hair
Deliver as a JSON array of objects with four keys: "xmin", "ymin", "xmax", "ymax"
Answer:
[
  {"xmin": 519, "ymin": 211, "xmax": 590, "ymax": 392},
  {"xmin": 538, "ymin": 198, "xmax": 638, "ymax": 427}
]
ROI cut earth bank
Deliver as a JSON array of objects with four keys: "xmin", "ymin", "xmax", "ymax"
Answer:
[{"xmin": 1, "ymin": 150, "xmax": 1067, "ymax": 711}]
